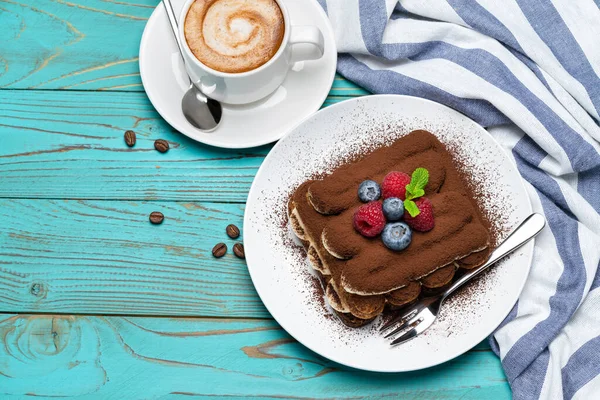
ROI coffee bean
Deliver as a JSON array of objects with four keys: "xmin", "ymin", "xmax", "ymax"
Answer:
[
  {"xmin": 226, "ymin": 224, "xmax": 240, "ymax": 239},
  {"xmin": 212, "ymin": 243, "xmax": 227, "ymax": 258},
  {"xmin": 233, "ymin": 243, "xmax": 245, "ymax": 259},
  {"xmin": 154, "ymin": 139, "xmax": 169, "ymax": 153},
  {"xmin": 149, "ymin": 211, "xmax": 164, "ymax": 224},
  {"xmin": 124, "ymin": 130, "xmax": 136, "ymax": 147}
]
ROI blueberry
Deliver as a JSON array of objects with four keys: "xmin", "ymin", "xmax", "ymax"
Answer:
[
  {"xmin": 381, "ymin": 222, "xmax": 412, "ymax": 251},
  {"xmin": 382, "ymin": 197, "xmax": 404, "ymax": 221},
  {"xmin": 358, "ymin": 180, "xmax": 381, "ymax": 202}
]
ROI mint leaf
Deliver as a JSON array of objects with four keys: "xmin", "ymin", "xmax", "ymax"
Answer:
[
  {"xmin": 405, "ymin": 168, "xmax": 429, "ymax": 201},
  {"xmin": 404, "ymin": 168, "xmax": 428, "ymax": 214},
  {"xmin": 404, "ymin": 199, "xmax": 421, "ymax": 217},
  {"xmin": 410, "ymin": 188, "xmax": 425, "ymax": 199}
]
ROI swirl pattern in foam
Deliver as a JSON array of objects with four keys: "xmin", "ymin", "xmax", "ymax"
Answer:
[{"xmin": 184, "ymin": 0, "xmax": 285, "ymax": 73}]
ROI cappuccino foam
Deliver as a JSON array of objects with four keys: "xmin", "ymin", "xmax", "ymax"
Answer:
[{"xmin": 184, "ymin": 0, "xmax": 285, "ymax": 73}]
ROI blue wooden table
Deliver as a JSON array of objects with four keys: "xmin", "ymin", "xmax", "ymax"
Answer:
[{"xmin": 0, "ymin": 1, "xmax": 512, "ymax": 398}]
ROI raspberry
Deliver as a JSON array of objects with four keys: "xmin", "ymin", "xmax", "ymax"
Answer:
[
  {"xmin": 353, "ymin": 202, "xmax": 386, "ymax": 237},
  {"xmin": 404, "ymin": 197, "xmax": 435, "ymax": 232},
  {"xmin": 381, "ymin": 171, "xmax": 411, "ymax": 200}
]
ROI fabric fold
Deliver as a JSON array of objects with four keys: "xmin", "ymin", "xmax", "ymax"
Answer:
[{"xmin": 319, "ymin": 1, "xmax": 600, "ymax": 398}]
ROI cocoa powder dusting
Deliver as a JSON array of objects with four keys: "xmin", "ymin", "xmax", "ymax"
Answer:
[
  {"xmin": 262, "ymin": 113, "xmax": 514, "ymax": 345},
  {"xmin": 295, "ymin": 130, "xmax": 492, "ymax": 296}
]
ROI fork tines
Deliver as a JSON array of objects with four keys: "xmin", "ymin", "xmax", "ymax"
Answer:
[
  {"xmin": 381, "ymin": 308, "xmax": 437, "ymax": 346},
  {"xmin": 380, "ymin": 308, "xmax": 419, "ymax": 332}
]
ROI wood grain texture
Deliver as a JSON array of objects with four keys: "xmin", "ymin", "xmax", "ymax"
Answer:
[
  {"xmin": 0, "ymin": 0, "xmax": 510, "ymax": 393},
  {"xmin": 0, "ymin": 198, "xmax": 270, "ymax": 317},
  {"xmin": 0, "ymin": 0, "xmax": 368, "ymax": 95},
  {"xmin": 0, "ymin": 314, "xmax": 511, "ymax": 398},
  {"xmin": 0, "ymin": 0, "xmax": 149, "ymax": 90},
  {"xmin": 0, "ymin": 90, "xmax": 357, "ymax": 202}
]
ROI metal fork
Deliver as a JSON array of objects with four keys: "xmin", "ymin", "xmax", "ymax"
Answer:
[{"xmin": 381, "ymin": 213, "xmax": 546, "ymax": 346}]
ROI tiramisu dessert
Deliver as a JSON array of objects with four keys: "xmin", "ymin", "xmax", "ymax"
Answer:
[{"xmin": 288, "ymin": 130, "xmax": 491, "ymax": 327}]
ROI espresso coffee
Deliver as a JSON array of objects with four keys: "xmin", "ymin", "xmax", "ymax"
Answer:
[{"xmin": 184, "ymin": 0, "xmax": 285, "ymax": 73}]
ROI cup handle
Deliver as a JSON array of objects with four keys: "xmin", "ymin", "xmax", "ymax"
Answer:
[{"xmin": 289, "ymin": 26, "xmax": 325, "ymax": 63}]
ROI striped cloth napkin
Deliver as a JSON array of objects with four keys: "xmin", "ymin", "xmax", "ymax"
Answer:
[{"xmin": 317, "ymin": 1, "xmax": 600, "ymax": 398}]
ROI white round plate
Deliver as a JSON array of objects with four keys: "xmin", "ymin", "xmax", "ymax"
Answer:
[
  {"xmin": 244, "ymin": 95, "xmax": 534, "ymax": 372},
  {"xmin": 139, "ymin": 0, "xmax": 337, "ymax": 149}
]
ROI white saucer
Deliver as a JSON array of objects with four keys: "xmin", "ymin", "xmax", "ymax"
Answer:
[{"xmin": 139, "ymin": 0, "xmax": 337, "ymax": 149}]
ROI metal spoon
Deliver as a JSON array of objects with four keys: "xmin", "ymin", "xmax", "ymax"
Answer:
[{"xmin": 162, "ymin": 0, "xmax": 222, "ymax": 132}]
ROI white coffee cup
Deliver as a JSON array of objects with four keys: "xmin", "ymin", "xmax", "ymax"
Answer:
[{"xmin": 179, "ymin": 0, "xmax": 325, "ymax": 105}]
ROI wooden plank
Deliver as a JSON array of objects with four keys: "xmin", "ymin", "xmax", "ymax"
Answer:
[
  {"xmin": 0, "ymin": 198, "xmax": 271, "ymax": 317},
  {"xmin": 0, "ymin": 0, "xmax": 150, "ymax": 90},
  {"xmin": 0, "ymin": 0, "xmax": 368, "ymax": 95},
  {"xmin": 332, "ymin": 76, "xmax": 370, "ymax": 96},
  {"xmin": 0, "ymin": 314, "xmax": 510, "ymax": 398},
  {"xmin": 0, "ymin": 91, "xmax": 359, "ymax": 202}
]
